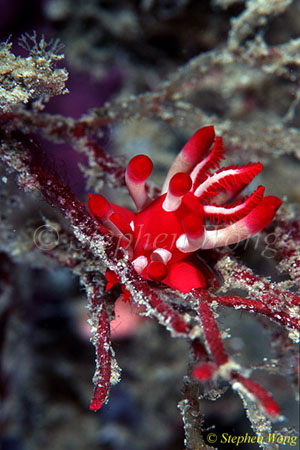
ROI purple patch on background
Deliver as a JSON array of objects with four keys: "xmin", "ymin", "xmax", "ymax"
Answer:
[
  {"xmin": 45, "ymin": 67, "xmax": 123, "ymax": 118},
  {"xmin": 0, "ymin": 0, "xmax": 123, "ymax": 198},
  {"xmin": 41, "ymin": 67, "xmax": 123, "ymax": 197}
]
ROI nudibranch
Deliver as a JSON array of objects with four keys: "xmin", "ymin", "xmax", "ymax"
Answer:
[{"xmin": 88, "ymin": 126, "xmax": 281, "ymax": 294}]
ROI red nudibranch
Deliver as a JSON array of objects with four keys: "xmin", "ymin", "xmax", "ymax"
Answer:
[{"xmin": 88, "ymin": 126, "xmax": 281, "ymax": 294}]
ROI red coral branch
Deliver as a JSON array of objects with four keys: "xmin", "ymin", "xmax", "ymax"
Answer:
[
  {"xmin": 193, "ymin": 290, "xmax": 280, "ymax": 417},
  {"xmin": 83, "ymin": 141, "xmax": 126, "ymax": 187},
  {"xmin": 215, "ymin": 256, "xmax": 300, "ymax": 337},
  {"xmin": 232, "ymin": 373, "xmax": 280, "ymax": 416},
  {"xmin": 198, "ymin": 298, "xmax": 228, "ymax": 366},
  {"xmin": 211, "ymin": 295, "xmax": 300, "ymax": 331},
  {"xmin": 134, "ymin": 281, "xmax": 190, "ymax": 334},
  {"xmin": 86, "ymin": 282, "xmax": 111, "ymax": 411}
]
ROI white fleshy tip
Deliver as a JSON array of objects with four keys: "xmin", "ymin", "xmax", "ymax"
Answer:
[
  {"xmin": 150, "ymin": 248, "xmax": 172, "ymax": 264},
  {"xmin": 162, "ymin": 194, "xmax": 182, "ymax": 212},
  {"xmin": 132, "ymin": 256, "xmax": 148, "ymax": 274}
]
